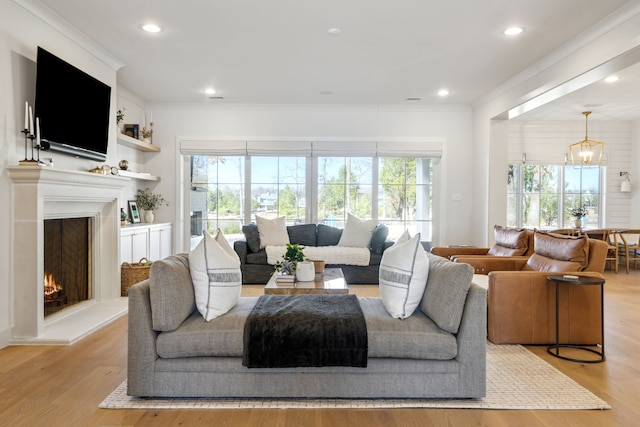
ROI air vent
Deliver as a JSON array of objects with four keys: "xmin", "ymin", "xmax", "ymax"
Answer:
[
  {"xmin": 406, "ymin": 97, "xmax": 422, "ymax": 101},
  {"xmin": 209, "ymin": 96, "xmax": 224, "ymax": 100}
]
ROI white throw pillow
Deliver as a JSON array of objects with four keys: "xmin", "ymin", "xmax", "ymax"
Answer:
[
  {"xmin": 256, "ymin": 215, "xmax": 290, "ymax": 249},
  {"xmin": 379, "ymin": 231, "xmax": 429, "ymax": 319},
  {"xmin": 189, "ymin": 230, "xmax": 242, "ymax": 321},
  {"xmin": 338, "ymin": 213, "xmax": 377, "ymax": 247}
]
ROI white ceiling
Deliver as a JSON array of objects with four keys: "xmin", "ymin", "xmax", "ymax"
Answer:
[{"xmin": 34, "ymin": 0, "xmax": 640, "ymax": 119}]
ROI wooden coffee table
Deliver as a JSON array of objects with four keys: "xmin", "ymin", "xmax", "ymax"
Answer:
[{"xmin": 264, "ymin": 268, "xmax": 348, "ymax": 295}]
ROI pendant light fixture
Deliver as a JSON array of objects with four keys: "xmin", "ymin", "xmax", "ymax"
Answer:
[{"xmin": 569, "ymin": 111, "xmax": 604, "ymax": 166}]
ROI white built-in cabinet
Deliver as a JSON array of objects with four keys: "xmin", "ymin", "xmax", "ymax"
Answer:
[{"xmin": 121, "ymin": 223, "xmax": 172, "ymax": 264}]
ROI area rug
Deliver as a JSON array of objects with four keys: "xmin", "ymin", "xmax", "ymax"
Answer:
[{"xmin": 100, "ymin": 343, "xmax": 610, "ymax": 410}]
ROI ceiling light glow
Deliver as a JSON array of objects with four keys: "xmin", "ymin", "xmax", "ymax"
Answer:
[
  {"xmin": 437, "ymin": 89, "xmax": 449, "ymax": 97},
  {"xmin": 604, "ymin": 75, "xmax": 619, "ymax": 83},
  {"xmin": 142, "ymin": 24, "xmax": 162, "ymax": 33},
  {"xmin": 204, "ymin": 87, "xmax": 216, "ymax": 95},
  {"xmin": 504, "ymin": 27, "xmax": 524, "ymax": 36},
  {"xmin": 327, "ymin": 28, "xmax": 341, "ymax": 35}
]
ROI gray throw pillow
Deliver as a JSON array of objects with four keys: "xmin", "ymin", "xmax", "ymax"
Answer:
[
  {"xmin": 149, "ymin": 253, "xmax": 196, "ymax": 332},
  {"xmin": 371, "ymin": 224, "xmax": 389, "ymax": 255},
  {"xmin": 317, "ymin": 224, "xmax": 343, "ymax": 246},
  {"xmin": 242, "ymin": 223, "xmax": 261, "ymax": 253},
  {"xmin": 419, "ymin": 252, "xmax": 473, "ymax": 334},
  {"xmin": 287, "ymin": 224, "xmax": 318, "ymax": 246}
]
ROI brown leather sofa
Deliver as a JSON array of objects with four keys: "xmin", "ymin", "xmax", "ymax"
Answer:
[
  {"xmin": 455, "ymin": 231, "xmax": 607, "ymax": 345},
  {"xmin": 431, "ymin": 226, "xmax": 534, "ymax": 261}
]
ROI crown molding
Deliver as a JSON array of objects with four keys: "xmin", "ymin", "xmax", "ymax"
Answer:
[{"xmin": 14, "ymin": 0, "xmax": 125, "ymax": 70}]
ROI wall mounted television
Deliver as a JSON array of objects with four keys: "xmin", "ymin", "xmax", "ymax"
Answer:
[{"xmin": 34, "ymin": 47, "xmax": 112, "ymax": 162}]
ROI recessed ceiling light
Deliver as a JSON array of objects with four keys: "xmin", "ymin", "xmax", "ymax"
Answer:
[
  {"xmin": 327, "ymin": 28, "xmax": 341, "ymax": 35},
  {"xmin": 504, "ymin": 27, "xmax": 524, "ymax": 36},
  {"xmin": 142, "ymin": 24, "xmax": 162, "ymax": 33},
  {"xmin": 604, "ymin": 75, "xmax": 619, "ymax": 83},
  {"xmin": 204, "ymin": 87, "xmax": 216, "ymax": 95},
  {"xmin": 437, "ymin": 89, "xmax": 449, "ymax": 97}
]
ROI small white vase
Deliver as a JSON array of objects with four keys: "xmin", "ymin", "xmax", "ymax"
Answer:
[
  {"xmin": 295, "ymin": 261, "xmax": 315, "ymax": 282},
  {"xmin": 574, "ymin": 218, "xmax": 582, "ymax": 228},
  {"xmin": 144, "ymin": 210, "xmax": 155, "ymax": 224}
]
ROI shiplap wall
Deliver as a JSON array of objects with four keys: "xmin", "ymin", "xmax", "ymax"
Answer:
[{"xmin": 508, "ymin": 120, "xmax": 633, "ymax": 227}]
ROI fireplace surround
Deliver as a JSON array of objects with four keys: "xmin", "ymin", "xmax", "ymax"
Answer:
[{"xmin": 8, "ymin": 166, "xmax": 129, "ymax": 343}]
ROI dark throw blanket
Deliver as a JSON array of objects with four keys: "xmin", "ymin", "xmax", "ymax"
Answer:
[{"xmin": 243, "ymin": 294, "xmax": 368, "ymax": 368}]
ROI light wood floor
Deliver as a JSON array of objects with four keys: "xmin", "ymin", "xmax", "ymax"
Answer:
[{"xmin": 1, "ymin": 269, "xmax": 639, "ymax": 427}]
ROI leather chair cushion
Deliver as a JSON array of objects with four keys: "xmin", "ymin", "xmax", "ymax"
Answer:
[
  {"xmin": 487, "ymin": 225, "xmax": 529, "ymax": 256},
  {"xmin": 523, "ymin": 231, "xmax": 590, "ymax": 272}
]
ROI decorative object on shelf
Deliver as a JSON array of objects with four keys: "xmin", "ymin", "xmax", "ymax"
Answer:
[
  {"xmin": 275, "ymin": 243, "xmax": 308, "ymax": 275},
  {"xmin": 136, "ymin": 187, "xmax": 168, "ymax": 223},
  {"xmin": 124, "ymin": 123, "xmax": 139, "ymax": 139},
  {"xmin": 120, "ymin": 208, "xmax": 128, "ymax": 226},
  {"xmin": 19, "ymin": 101, "xmax": 50, "ymax": 166},
  {"xmin": 128, "ymin": 200, "xmax": 141, "ymax": 223},
  {"xmin": 119, "ymin": 159, "xmax": 130, "ymax": 170},
  {"xmin": 569, "ymin": 111, "xmax": 604, "ymax": 166},
  {"xmin": 116, "ymin": 107, "xmax": 125, "ymax": 132},
  {"xmin": 620, "ymin": 171, "xmax": 631, "ymax": 193},
  {"xmin": 312, "ymin": 259, "xmax": 325, "ymax": 277},
  {"xmin": 141, "ymin": 122, "xmax": 153, "ymax": 144},
  {"xmin": 568, "ymin": 205, "xmax": 588, "ymax": 228}
]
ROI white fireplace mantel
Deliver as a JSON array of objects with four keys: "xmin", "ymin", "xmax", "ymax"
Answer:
[{"xmin": 8, "ymin": 166, "xmax": 129, "ymax": 343}]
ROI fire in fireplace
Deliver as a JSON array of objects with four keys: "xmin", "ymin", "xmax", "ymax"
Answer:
[{"xmin": 44, "ymin": 218, "xmax": 92, "ymax": 317}]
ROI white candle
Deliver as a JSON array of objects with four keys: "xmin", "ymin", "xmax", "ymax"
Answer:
[
  {"xmin": 36, "ymin": 117, "xmax": 40, "ymax": 145},
  {"xmin": 24, "ymin": 102, "xmax": 28, "ymax": 130},
  {"xmin": 142, "ymin": 114, "xmax": 146, "ymax": 129},
  {"xmin": 149, "ymin": 111, "xmax": 153, "ymax": 124},
  {"xmin": 28, "ymin": 106, "xmax": 34, "ymax": 135}
]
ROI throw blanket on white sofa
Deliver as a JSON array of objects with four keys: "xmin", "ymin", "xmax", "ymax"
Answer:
[{"xmin": 266, "ymin": 246, "xmax": 371, "ymax": 266}]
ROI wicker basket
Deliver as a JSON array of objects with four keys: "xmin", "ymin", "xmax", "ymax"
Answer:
[{"xmin": 121, "ymin": 257, "xmax": 152, "ymax": 296}]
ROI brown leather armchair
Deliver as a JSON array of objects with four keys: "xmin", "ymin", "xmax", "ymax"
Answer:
[
  {"xmin": 455, "ymin": 231, "xmax": 607, "ymax": 345},
  {"xmin": 431, "ymin": 226, "xmax": 534, "ymax": 260}
]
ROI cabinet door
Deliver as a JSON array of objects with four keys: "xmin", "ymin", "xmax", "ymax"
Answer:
[
  {"xmin": 149, "ymin": 225, "xmax": 172, "ymax": 261},
  {"xmin": 132, "ymin": 230, "xmax": 149, "ymax": 262},
  {"xmin": 121, "ymin": 232, "xmax": 134, "ymax": 264}
]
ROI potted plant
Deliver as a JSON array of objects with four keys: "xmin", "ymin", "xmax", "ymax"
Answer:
[
  {"xmin": 116, "ymin": 107, "xmax": 125, "ymax": 132},
  {"xmin": 275, "ymin": 243, "xmax": 307, "ymax": 275},
  {"xmin": 568, "ymin": 205, "xmax": 588, "ymax": 228},
  {"xmin": 136, "ymin": 188, "xmax": 168, "ymax": 223}
]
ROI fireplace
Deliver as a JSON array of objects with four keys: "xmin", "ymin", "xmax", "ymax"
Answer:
[
  {"xmin": 43, "ymin": 218, "xmax": 92, "ymax": 316},
  {"xmin": 8, "ymin": 166, "xmax": 129, "ymax": 342}
]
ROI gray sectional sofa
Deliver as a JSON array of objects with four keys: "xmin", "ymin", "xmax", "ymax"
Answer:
[
  {"xmin": 234, "ymin": 223, "xmax": 393, "ymax": 284},
  {"xmin": 127, "ymin": 252, "xmax": 487, "ymax": 399}
]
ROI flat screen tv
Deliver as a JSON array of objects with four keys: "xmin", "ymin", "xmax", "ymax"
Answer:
[{"xmin": 34, "ymin": 47, "xmax": 111, "ymax": 161}]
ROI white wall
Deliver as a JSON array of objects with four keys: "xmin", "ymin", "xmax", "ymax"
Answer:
[
  {"xmin": 0, "ymin": 2, "xmax": 118, "ymax": 348},
  {"xmin": 145, "ymin": 104, "xmax": 476, "ymax": 252}
]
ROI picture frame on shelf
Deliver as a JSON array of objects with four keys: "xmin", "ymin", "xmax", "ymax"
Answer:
[
  {"xmin": 124, "ymin": 124, "xmax": 139, "ymax": 139},
  {"xmin": 128, "ymin": 200, "xmax": 141, "ymax": 223}
]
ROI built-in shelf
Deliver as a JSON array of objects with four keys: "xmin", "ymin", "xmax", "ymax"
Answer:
[
  {"xmin": 117, "ymin": 133, "xmax": 161, "ymax": 152},
  {"xmin": 117, "ymin": 170, "xmax": 160, "ymax": 182}
]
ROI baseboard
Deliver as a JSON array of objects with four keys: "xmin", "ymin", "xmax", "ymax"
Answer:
[{"xmin": 0, "ymin": 326, "xmax": 11, "ymax": 349}]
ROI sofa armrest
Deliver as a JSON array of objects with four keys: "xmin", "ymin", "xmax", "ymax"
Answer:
[
  {"xmin": 454, "ymin": 282, "xmax": 487, "ymax": 397},
  {"xmin": 453, "ymin": 256, "xmax": 529, "ymax": 274},
  {"xmin": 430, "ymin": 247, "xmax": 490, "ymax": 259},
  {"xmin": 234, "ymin": 239, "xmax": 248, "ymax": 265},
  {"xmin": 487, "ymin": 271, "xmax": 604, "ymax": 344},
  {"xmin": 127, "ymin": 279, "xmax": 159, "ymax": 397}
]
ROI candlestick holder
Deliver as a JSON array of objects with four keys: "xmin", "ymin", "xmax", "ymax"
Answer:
[{"xmin": 18, "ymin": 128, "xmax": 39, "ymax": 166}]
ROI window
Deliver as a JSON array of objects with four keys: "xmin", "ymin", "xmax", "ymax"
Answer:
[
  {"xmin": 251, "ymin": 157, "xmax": 306, "ymax": 222},
  {"xmin": 190, "ymin": 154, "xmax": 435, "ymax": 243},
  {"xmin": 507, "ymin": 164, "xmax": 602, "ymax": 229}
]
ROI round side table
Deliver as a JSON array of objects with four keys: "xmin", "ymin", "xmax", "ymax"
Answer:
[{"xmin": 546, "ymin": 274, "xmax": 605, "ymax": 363}]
